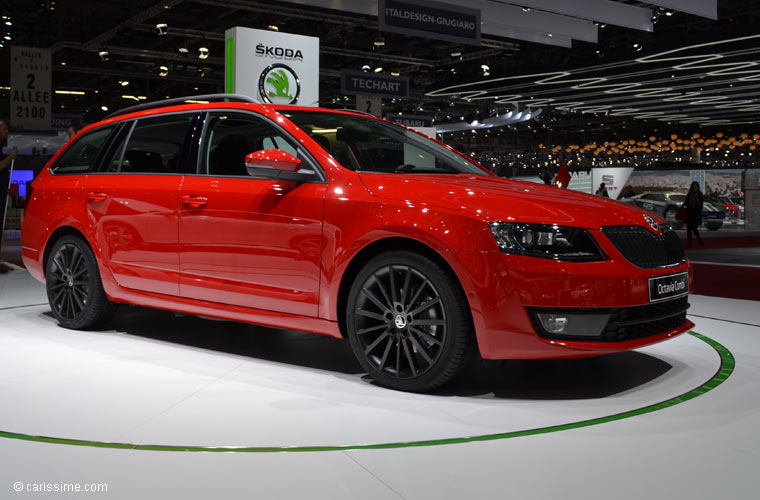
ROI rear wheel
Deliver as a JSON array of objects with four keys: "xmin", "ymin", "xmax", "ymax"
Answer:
[
  {"xmin": 346, "ymin": 251, "xmax": 473, "ymax": 392},
  {"xmin": 46, "ymin": 235, "xmax": 116, "ymax": 329}
]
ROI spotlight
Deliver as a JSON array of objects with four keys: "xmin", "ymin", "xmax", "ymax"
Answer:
[
  {"xmin": 450, "ymin": 50, "xmax": 462, "ymax": 57},
  {"xmin": 267, "ymin": 25, "xmax": 279, "ymax": 31},
  {"xmin": 374, "ymin": 66, "xmax": 383, "ymax": 73},
  {"xmin": 197, "ymin": 66, "xmax": 205, "ymax": 78},
  {"xmin": 156, "ymin": 23, "xmax": 168, "ymax": 35},
  {"xmin": 178, "ymin": 47, "xmax": 189, "ymax": 55},
  {"xmin": 159, "ymin": 65, "xmax": 169, "ymax": 77},
  {"xmin": 118, "ymin": 80, "xmax": 129, "ymax": 86},
  {"xmin": 101, "ymin": 105, "xmax": 109, "ymax": 111},
  {"xmin": 98, "ymin": 50, "xmax": 111, "ymax": 61},
  {"xmin": 390, "ymin": 71, "xmax": 400, "ymax": 76},
  {"xmin": 198, "ymin": 46, "xmax": 209, "ymax": 60},
  {"xmin": 481, "ymin": 64, "xmax": 490, "ymax": 76},
  {"xmin": 361, "ymin": 64, "xmax": 371, "ymax": 72},
  {"xmin": 632, "ymin": 43, "xmax": 643, "ymax": 52},
  {"xmin": 373, "ymin": 35, "xmax": 385, "ymax": 47}
]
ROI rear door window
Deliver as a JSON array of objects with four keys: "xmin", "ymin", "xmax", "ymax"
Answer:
[
  {"xmin": 50, "ymin": 126, "xmax": 115, "ymax": 174},
  {"xmin": 102, "ymin": 114, "xmax": 193, "ymax": 174}
]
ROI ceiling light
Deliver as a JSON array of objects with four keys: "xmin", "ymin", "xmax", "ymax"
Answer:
[
  {"xmin": 178, "ymin": 47, "xmax": 189, "ymax": 55},
  {"xmin": 361, "ymin": 64, "xmax": 371, "ymax": 72},
  {"xmin": 3, "ymin": 34, "xmax": 10, "ymax": 41},
  {"xmin": 374, "ymin": 35, "xmax": 385, "ymax": 47},
  {"xmin": 101, "ymin": 105, "xmax": 109, "ymax": 111},
  {"xmin": 633, "ymin": 43, "xmax": 643, "ymax": 52},
  {"xmin": 390, "ymin": 71, "xmax": 400, "ymax": 76},
  {"xmin": 197, "ymin": 67, "xmax": 205, "ymax": 78},
  {"xmin": 522, "ymin": 7, "xmax": 530, "ymax": 12},
  {"xmin": 450, "ymin": 50, "xmax": 462, "ymax": 57},
  {"xmin": 4, "ymin": 21, "xmax": 10, "ymax": 26},
  {"xmin": 159, "ymin": 65, "xmax": 169, "ymax": 77},
  {"xmin": 268, "ymin": 25, "xmax": 279, "ymax": 31},
  {"xmin": 374, "ymin": 66, "xmax": 383, "ymax": 73},
  {"xmin": 156, "ymin": 23, "xmax": 168, "ymax": 35},
  {"xmin": 547, "ymin": 33, "xmax": 553, "ymax": 37},
  {"xmin": 664, "ymin": 9, "xmax": 674, "ymax": 16},
  {"xmin": 98, "ymin": 50, "xmax": 110, "ymax": 61},
  {"xmin": 118, "ymin": 80, "xmax": 129, "ymax": 86},
  {"xmin": 198, "ymin": 46, "xmax": 209, "ymax": 59},
  {"xmin": 60, "ymin": 61, "xmax": 66, "ymax": 66}
]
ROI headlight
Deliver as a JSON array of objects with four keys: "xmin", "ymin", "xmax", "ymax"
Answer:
[{"xmin": 488, "ymin": 222, "xmax": 605, "ymax": 262}]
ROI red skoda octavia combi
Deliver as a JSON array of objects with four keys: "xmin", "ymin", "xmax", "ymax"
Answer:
[{"xmin": 21, "ymin": 95, "xmax": 694, "ymax": 391}]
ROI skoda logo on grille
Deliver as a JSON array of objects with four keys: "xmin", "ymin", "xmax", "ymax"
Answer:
[{"xmin": 644, "ymin": 214, "xmax": 660, "ymax": 232}]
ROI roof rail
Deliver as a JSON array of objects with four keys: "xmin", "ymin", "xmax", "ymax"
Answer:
[
  {"xmin": 334, "ymin": 108, "xmax": 377, "ymax": 117},
  {"xmin": 105, "ymin": 93, "xmax": 261, "ymax": 119}
]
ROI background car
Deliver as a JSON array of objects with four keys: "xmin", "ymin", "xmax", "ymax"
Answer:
[{"xmin": 623, "ymin": 191, "xmax": 725, "ymax": 230}]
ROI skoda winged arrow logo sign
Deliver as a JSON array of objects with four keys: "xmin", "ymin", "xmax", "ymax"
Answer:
[
  {"xmin": 644, "ymin": 214, "xmax": 660, "ymax": 233},
  {"xmin": 259, "ymin": 63, "xmax": 300, "ymax": 104}
]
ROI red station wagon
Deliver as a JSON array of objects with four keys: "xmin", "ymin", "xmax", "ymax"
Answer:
[{"xmin": 21, "ymin": 94, "xmax": 694, "ymax": 391}]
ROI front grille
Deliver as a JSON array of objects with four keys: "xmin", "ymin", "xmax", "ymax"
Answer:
[
  {"xmin": 528, "ymin": 296, "xmax": 690, "ymax": 342},
  {"xmin": 602, "ymin": 225, "xmax": 686, "ymax": 269}
]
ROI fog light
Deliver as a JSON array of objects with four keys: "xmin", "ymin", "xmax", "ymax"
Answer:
[
  {"xmin": 538, "ymin": 314, "xmax": 568, "ymax": 333},
  {"xmin": 535, "ymin": 312, "xmax": 611, "ymax": 338}
]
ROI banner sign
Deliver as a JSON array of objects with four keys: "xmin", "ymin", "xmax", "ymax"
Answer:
[
  {"xmin": 591, "ymin": 167, "xmax": 634, "ymax": 200},
  {"xmin": 387, "ymin": 114, "xmax": 433, "ymax": 128},
  {"xmin": 225, "ymin": 27, "xmax": 319, "ymax": 106},
  {"xmin": 10, "ymin": 46, "xmax": 52, "ymax": 129},
  {"xmin": 341, "ymin": 71, "xmax": 409, "ymax": 99},
  {"xmin": 355, "ymin": 96, "xmax": 383, "ymax": 117},
  {"xmin": 379, "ymin": 0, "xmax": 481, "ymax": 46}
]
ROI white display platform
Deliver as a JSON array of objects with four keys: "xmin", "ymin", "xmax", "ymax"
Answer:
[{"xmin": 0, "ymin": 271, "xmax": 724, "ymax": 450}]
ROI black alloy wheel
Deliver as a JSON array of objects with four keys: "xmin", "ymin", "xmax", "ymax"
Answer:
[
  {"xmin": 46, "ymin": 235, "xmax": 115, "ymax": 330},
  {"xmin": 346, "ymin": 251, "xmax": 473, "ymax": 392}
]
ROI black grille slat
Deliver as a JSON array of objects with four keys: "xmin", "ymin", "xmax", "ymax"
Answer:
[
  {"xmin": 528, "ymin": 296, "xmax": 690, "ymax": 342},
  {"xmin": 602, "ymin": 226, "xmax": 686, "ymax": 269}
]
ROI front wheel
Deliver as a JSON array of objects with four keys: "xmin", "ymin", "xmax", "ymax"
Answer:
[
  {"xmin": 46, "ymin": 235, "xmax": 116, "ymax": 329},
  {"xmin": 346, "ymin": 251, "xmax": 473, "ymax": 392}
]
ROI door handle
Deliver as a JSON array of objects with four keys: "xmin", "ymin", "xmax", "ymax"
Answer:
[
  {"xmin": 87, "ymin": 192, "xmax": 108, "ymax": 203},
  {"xmin": 181, "ymin": 194, "xmax": 208, "ymax": 209}
]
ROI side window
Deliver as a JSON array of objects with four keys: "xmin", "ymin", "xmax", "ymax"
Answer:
[
  {"xmin": 50, "ymin": 126, "xmax": 114, "ymax": 174},
  {"xmin": 202, "ymin": 112, "xmax": 299, "ymax": 176},
  {"xmin": 104, "ymin": 115, "xmax": 192, "ymax": 174}
]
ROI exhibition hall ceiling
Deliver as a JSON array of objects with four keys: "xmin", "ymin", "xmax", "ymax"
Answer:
[{"xmin": 1, "ymin": 0, "xmax": 758, "ymax": 127}]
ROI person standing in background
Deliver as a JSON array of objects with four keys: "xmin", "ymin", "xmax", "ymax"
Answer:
[
  {"xmin": 0, "ymin": 119, "xmax": 19, "ymax": 274},
  {"xmin": 685, "ymin": 181, "xmax": 704, "ymax": 248},
  {"xmin": 596, "ymin": 182, "xmax": 609, "ymax": 197}
]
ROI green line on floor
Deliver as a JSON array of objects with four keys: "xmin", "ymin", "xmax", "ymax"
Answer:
[{"xmin": 0, "ymin": 330, "xmax": 733, "ymax": 453}]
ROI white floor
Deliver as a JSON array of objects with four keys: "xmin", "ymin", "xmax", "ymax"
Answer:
[{"xmin": 0, "ymin": 269, "xmax": 758, "ymax": 499}]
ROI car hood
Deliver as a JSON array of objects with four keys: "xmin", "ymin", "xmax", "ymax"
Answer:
[{"xmin": 358, "ymin": 173, "xmax": 659, "ymax": 230}]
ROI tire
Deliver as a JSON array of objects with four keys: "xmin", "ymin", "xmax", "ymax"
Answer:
[
  {"xmin": 46, "ymin": 235, "xmax": 116, "ymax": 330},
  {"xmin": 345, "ymin": 251, "xmax": 473, "ymax": 392}
]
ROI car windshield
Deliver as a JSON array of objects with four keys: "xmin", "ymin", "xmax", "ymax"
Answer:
[
  {"xmin": 669, "ymin": 194, "xmax": 686, "ymax": 203},
  {"xmin": 280, "ymin": 110, "xmax": 490, "ymax": 175}
]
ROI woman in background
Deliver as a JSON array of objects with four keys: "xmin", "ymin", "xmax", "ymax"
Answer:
[{"xmin": 685, "ymin": 181, "xmax": 704, "ymax": 248}]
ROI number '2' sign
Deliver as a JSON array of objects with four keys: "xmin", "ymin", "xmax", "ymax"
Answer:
[{"xmin": 10, "ymin": 46, "xmax": 52, "ymax": 129}]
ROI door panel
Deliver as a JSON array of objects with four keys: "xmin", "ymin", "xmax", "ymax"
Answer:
[
  {"xmin": 85, "ymin": 113, "xmax": 194, "ymax": 296},
  {"xmin": 179, "ymin": 176, "xmax": 325, "ymax": 316},
  {"xmin": 86, "ymin": 174, "xmax": 182, "ymax": 295}
]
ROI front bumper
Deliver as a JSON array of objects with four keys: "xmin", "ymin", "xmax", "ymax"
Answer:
[{"xmin": 447, "ymin": 228, "xmax": 694, "ymax": 360}]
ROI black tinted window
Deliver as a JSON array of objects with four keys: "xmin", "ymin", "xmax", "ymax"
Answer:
[
  {"xmin": 51, "ymin": 126, "xmax": 114, "ymax": 174},
  {"xmin": 112, "ymin": 115, "xmax": 192, "ymax": 174},
  {"xmin": 201, "ymin": 112, "xmax": 298, "ymax": 176}
]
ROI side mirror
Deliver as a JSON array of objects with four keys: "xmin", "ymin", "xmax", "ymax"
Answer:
[{"xmin": 245, "ymin": 149, "xmax": 301, "ymax": 173}]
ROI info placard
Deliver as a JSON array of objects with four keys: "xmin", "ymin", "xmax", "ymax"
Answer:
[{"xmin": 10, "ymin": 46, "xmax": 52, "ymax": 129}]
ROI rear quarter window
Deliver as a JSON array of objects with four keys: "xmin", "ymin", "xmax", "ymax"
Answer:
[{"xmin": 50, "ymin": 126, "xmax": 114, "ymax": 174}]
